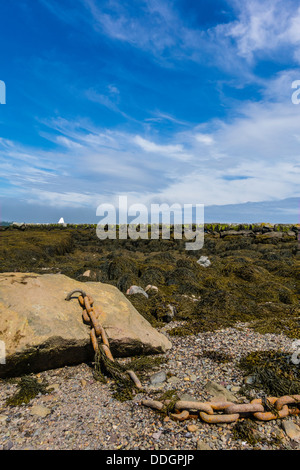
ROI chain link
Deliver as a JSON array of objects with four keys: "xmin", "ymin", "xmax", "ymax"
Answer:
[
  {"xmin": 65, "ymin": 289, "xmax": 142, "ymax": 389},
  {"xmin": 65, "ymin": 289, "xmax": 300, "ymax": 422},
  {"xmin": 142, "ymin": 395, "xmax": 300, "ymax": 423}
]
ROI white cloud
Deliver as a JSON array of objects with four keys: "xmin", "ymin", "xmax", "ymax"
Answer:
[
  {"xmin": 26, "ymin": 189, "xmax": 99, "ymax": 208},
  {"xmin": 133, "ymin": 135, "xmax": 191, "ymax": 160},
  {"xmin": 40, "ymin": 0, "xmax": 300, "ymax": 75},
  {"xmin": 3, "ymin": 82, "xmax": 300, "ymax": 211},
  {"xmin": 195, "ymin": 133, "xmax": 214, "ymax": 145},
  {"xmin": 56, "ymin": 136, "xmax": 83, "ymax": 149},
  {"xmin": 225, "ymin": 0, "xmax": 300, "ymax": 63}
]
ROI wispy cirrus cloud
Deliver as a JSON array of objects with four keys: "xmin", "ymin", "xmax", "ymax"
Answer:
[
  {"xmin": 133, "ymin": 135, "xmax": 192, "ymax": 161},
  {"xmin": 2, "ymin": 81, "xmax": 300, "ymax": 213},
  {"xmin": 38, "ymin": 0, "xmax": 300, "ymax": 90}
]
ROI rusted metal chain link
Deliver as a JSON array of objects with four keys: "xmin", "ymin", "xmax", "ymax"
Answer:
[
  {"xmin": 65, "ymin": 289, "xmax": 142, "ymax": 389},
  {"xmin": 142, "ymin": 395, "xmax": 300, "ymax": 423}
]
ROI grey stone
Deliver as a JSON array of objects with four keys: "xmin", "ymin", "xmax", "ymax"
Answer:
[
  {"xmin": 197, "ymin": 256, "xmax": 211, "ymax": 267},
  {"xmin": 126, "ymin": 285, "xmax": 148, "ymax": 298},
  {"xmin": 167, "ymin": 376, "xmax": 180, "ymax": 384},
  {"xmin": 244, "ymin": 375, "xmax": 256, "ymax": 385},
  {"xmin": 150, "ymin": 370, "xmax": 167, "ymax": 385},
  {"xmin": 204, "ymin": 380, "xmax": 238, "ymax": 402},
  {"xmin": 179, "ymin": 393, "xmax": 197, "ymax": 402},
  {"xmin": 260, "ymin": 231, "xmax": 284, "ymax": 239},
  {"xmin": 3, "ymin": 440, "xmax": 13, "ymax": 451},
  {"xmin": 221, "ymin": 230, "xmax": 254, "ymax": 237}
]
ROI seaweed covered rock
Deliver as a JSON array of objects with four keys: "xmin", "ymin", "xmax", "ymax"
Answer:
[
  {"xmin": 0, "ymin": 273, "xmax": 172, "ymax": 378},
  {"xmin": 1, "ymin": 226, "xmax": 299, "ymax": 340}
]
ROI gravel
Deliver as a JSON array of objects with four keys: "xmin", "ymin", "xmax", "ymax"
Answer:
[{"xmin": 0, "ymin": 321, "xmax": 299, "ymax": 451}]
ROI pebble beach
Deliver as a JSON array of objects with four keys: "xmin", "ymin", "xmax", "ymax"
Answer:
[{"xmin": 1, "ymin": 321, "xmax": 299, "ymax": 451}]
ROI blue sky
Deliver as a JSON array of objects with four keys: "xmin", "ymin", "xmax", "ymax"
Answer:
[{"xmin": 1, "ymin": 0, "xmax": 300, "ymax": 223}]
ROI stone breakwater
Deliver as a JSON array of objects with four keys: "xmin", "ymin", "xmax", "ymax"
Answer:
[
  {"xmin": 2, "ymin": 221, "xmax": 299, "ymax": 243},
  {"xmin": 203, "ymin": 223, "xmax": 299, "ymax": 239},
  {"xmin": 4, "ymin": 220, "xmax": 299, "ymax": 233}
]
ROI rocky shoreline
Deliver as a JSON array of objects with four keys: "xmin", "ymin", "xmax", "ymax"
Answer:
[
  {"xmin": 0, "ymin": 224, "xmax": 299, "ymax": 451},
  {"xmin": 2, "ymin": 221, "xmax": 300, "ymax": 240},
  {"xmin": 1, "ymin": 321, "xmax": 299, "ymax": 451}
]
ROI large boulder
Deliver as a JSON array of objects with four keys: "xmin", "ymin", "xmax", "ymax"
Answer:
[{"xmin": 0, "ymin": 273, "xmax": 172, "ymax": 378}]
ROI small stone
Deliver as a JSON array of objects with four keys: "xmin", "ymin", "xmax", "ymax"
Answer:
[
  {"xmin": 244, "ymin": 375, "xmax": 256, "ymax": 385},
  {"xmin": 164, "ymin": 416, "xmax": 170, "ymax": 423},
  {"xmin": 145, "ymin": 285, "xmax": 158, "ymax": 293},
  {"xmin": 282, "ymin": 420, "xmax": 300, "ymax": 442},
  {"xmin": 196, "ymin": 440, "xmax": 211, "ymax": 450},
  {"xmin": 204, "ymin": 380, "xmax": 238, "ymax": 402},
  {"xmin": 167, "ymin": 376, "xmax": 180, "ymax": 384},
  {"xmin": 183, "ymin": 376, "xmax": 190, "ymax": 381},
  {"xmin": 197, "ymin": 256, "xmax": 211, "ymax": 267},
  {"xmin": 40, "ymin": 394, "xmax": 56, "ymax": 403},
  {"xmin": 152, "ymin": 431, "xmax": 162, "ymax": 440},
  {"xmin": 3, "ymin": 440, "xmax": 13, "ymax": 451},
  {"xmin": 80, "ymin": 379, "xmax": 87, "ymax": 388},
  {"xmin": 150, "ymin": 371, "xmax": 167, "ymax": 385},
  {"xmin": 171, "ymin": 410, "xmax": 189, "ymax": 421},
  {"xmin": 126, "ymin": 285, "xmax": 148, "ymax": 298},
  {"xmin": 148, "ymin": 384, "xmax": 164, "ymax": 390},
  {"xmin": 179, "ymin": 393, "xmax": 197, "ymax": 402},
  {"xmin": 30, "ymin": 405, "xmax": 51, "ymax": 418},
  {"xmin": 187, "ymin": 425, "xmax": 198, "ymax": 432}
]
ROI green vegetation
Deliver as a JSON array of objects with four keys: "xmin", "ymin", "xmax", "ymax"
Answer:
[
  {"xmin": 5, "ymin": 375, "xmax": 50, "ymax": 406},
  {"xmin": 232, "ymin": 420, "xmax": 262, "ymax": 446},
  {"xmin": 1, "ymin": 224, "xmax": 299, "ymax": 339},
  {"xmin": 93, "ymin": 345, "xmax": 166, "ymax": 402},
  {"xmin": 198, "ymin": 349, "xmax": 234, "ymax": 363},
  {"xmin": 237, "ymin": 350, "xmax": 300, "ymax": 396}
]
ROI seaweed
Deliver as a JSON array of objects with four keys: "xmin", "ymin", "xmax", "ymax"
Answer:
[
  {"xmin": 125, "ymin": 355, "xmax": 166, "ymax": 377},
  {"xmin": 158, "ymin": 390, "xmax": 180, "ymax": 416},
  {"xmin": 93, "ymin": 347, "xmax": 166, "ymax": 401},
  {"xmin": 237, "ymin": 350, "xmax": 300, "ymax": 396},
  {"xmin": 232, "ymin": 420, "xmax": 261, "ymax": 446},
  {"xmin": 1, "ymin": 225, "xmax": 299, "ymax": 340},
  {"xmin": 93, "ymin": 346, "xmax": 141, "ymax": 402},
  {"xmin": 168, "ymin": 325, "xmax": 195, "ymax": 337},
  {"xmin": 5, "ymin": 375, "xmax": 50, "ymax": 406},
  {"xmin": 232, "ymin": 417, "xmax": 284, "ymax": 448},
  {"xmin": 198, "ymin": 349, "xmax": 234, "ymax": 363}
]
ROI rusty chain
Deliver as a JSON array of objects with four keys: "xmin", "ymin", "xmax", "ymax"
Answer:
[
  {"xmin": 65, "ymin": 289, "xmax": 142, "ymax": 389},
  {"xmin": 142, "ymin": 395, "xmax": 300, "ymax": 423},
  {"xmin": 64, "ymin": 289, "xmax": 299, "ymax": 423}
]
